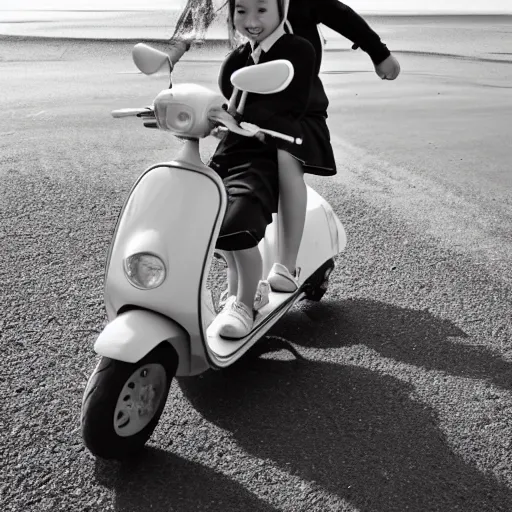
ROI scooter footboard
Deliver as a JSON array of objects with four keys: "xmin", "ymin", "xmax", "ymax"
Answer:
[{"xmin": 94, "ymin": 309, "xmax": 190, "ymax": 370}]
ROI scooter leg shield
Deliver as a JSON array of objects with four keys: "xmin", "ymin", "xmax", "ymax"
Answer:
[{"xmin": 94, "ymin": 309, "xmax": 189, "ymax": 366}]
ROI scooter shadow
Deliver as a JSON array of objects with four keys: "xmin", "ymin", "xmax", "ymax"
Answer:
[
  {"xmin": 272, "ymin": 297, "xmax": 512, "ymax": 392},
  {"xmin": 177, "ymin": 300, "xmax": 512, "ymax": 511},
  {"xmin": 94, "ymin": 448, "xmax": 279, "ymax": 512}
]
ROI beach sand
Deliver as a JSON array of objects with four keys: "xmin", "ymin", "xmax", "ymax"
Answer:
[
  {"xmin": 2, "ymin": 14, "xmax": 510, "ymax": 172},
  {"xmin": 1, "ymin": 14, "xmax": 511, "ymax": 261},
  {"xmin": 1, "ymin": 10, "xmax": 512, "ymax": 60}
]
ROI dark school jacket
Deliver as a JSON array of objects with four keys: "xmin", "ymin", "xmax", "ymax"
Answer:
[
  {"xmin": 221, "ymin": 0, "xmax": 390, "ymax": 116},
  {"xmin": 210, "ymin": 34, "xmax": 316, "ymax": 207},
  {"xmin": 288, "ymin": 0, "xmax": 390, "ymax": 114},
  {"xmin": 218, "ymin": 34, "xmax": 316, "ymax": 142},
  {"xmin": 288, "ymin": 0, "xmax": 391, "ymax": 72}
]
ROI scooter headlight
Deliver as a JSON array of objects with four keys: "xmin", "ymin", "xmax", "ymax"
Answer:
[{"xmin": 124, "ymin": 253, "xmax": 166, "ymax": 289}]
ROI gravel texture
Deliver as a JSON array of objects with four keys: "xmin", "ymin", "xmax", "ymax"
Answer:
[{"xmin": 1, "ymin": 37, "xmax": 511, "ymax": 511}]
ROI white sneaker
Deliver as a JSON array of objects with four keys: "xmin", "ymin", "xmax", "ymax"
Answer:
[
  {"xmin": 218, "ymin": 300, "xmax": 254, "ymax": 339},
  {"xmin": 219, "ymin": 281, "xmax": 269, "ymax": 312},
  {"xmin": 267, "ymin": 263, "xmax": 300, "ymax": 292},
  {"xmin": 254, "ymin": 280, "xmax": 270, "ymax": 311}
]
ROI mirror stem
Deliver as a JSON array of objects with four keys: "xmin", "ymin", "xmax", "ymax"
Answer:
[
  {"xmin": 227, "ymin": 87, "xmax": 239, "ymax": 116},
  {"xmin": 168, "ymin": 39, "xmax": 190, "ymax": 67},
  {"xmin": 236, "ymin": 91, "xmax": 248, "ymax": 115},
  {"xmin": 167, "ymin": 57, "xmax": 173, "ymax": 88}
]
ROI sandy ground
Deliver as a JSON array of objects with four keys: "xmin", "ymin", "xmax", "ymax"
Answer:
[{"xmin": 1, "ymin": 34, "xmax": 512, "ymax": 511}]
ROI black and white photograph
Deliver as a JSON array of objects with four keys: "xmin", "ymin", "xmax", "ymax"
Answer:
[{"xmin": 1, "ymin": 0, "xmax": 511, "ymax": 510}]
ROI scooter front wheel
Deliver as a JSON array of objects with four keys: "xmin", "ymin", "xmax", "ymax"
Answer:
[{"xmin": 81, "ymin": 343, "xmax": 177, "ymax": 459}]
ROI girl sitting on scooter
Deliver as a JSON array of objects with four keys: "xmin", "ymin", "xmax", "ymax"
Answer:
[
  {"xmin": 208, "ymin": 0, "xmax": 317, "ymax": 338},
  {"xmin": 167, "ymin": 0, "xmax": 400, "ymax": 294}
]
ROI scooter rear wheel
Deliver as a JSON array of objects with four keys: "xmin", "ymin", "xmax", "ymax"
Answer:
[
  {"xmin": 81, "ymin": 343, "xmax": 177, "ymax": 459},
  {"xmin": 303, "ymin": 258, "xmax": 335, "ymax": 302}
]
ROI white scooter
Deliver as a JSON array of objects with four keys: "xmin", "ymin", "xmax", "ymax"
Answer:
[{"xmin": 81, "ymin": 43, "xmax": 347, "ymax": 459}]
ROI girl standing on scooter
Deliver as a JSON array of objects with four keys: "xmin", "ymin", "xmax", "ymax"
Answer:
[
  {"xmin": 167, "ymin": 0, "xmax": 400, "ymax": 292},
  {"xmin": 209, "ymin": 0, "xmax": 317, "ymax": 338}
]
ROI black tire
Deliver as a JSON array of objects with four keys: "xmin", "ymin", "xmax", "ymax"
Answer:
[
  {"xmin": 81, "ymin": 343, "xmax": 178, "ymax": 460},
  {"xmin": 302, "ymin": 258, "xmax": 335, "ymax": 302}
]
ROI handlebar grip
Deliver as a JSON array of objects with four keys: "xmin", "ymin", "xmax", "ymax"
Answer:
[
  {"xmin": 239, "ymin": 122, "xmax": 303, "ymax": 145},
  {"xmin": 259, "ymin": 128, "xmax": 302, "ymax": 145},
  {"xmin": 111, "ymin": 108, "xmax": 152, "ymax": 118}
]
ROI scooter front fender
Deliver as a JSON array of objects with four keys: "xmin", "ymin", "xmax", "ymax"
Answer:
[{"xmin": 94, "ymin": 309, "xmax": 191, "ymax": 372}]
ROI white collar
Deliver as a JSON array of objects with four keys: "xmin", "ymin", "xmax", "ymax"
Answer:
[{"xmin": 250, "ymin": 23, "xmax": 286, "ymax": 59}]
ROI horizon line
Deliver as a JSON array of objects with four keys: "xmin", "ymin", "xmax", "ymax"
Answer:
[{"xmin": 1, "ymin": 9, "xmax": 512, "ymax": 15}]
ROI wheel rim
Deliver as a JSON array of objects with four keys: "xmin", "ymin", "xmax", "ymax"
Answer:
[{"xmin": 113, "ymin": 363, "xmax": 168, "ymax": 437}]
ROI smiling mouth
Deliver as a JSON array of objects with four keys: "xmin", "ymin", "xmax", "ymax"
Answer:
[{"xmin": 246, "ymin": 29, "xmax": 263, "ymax": 36}]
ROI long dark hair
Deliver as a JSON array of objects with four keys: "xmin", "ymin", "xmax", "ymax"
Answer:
[
  {"xmin": 171, "ymin": 0, "xmax": 287, "ymax": 49},
  {"xmin": 171, "ymin": 0, "xmax": 232, "ymax": 44}
]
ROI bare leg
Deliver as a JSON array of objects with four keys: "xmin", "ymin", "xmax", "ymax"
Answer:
[
  {"xmin": 219, "ymin": 250, "xmax": 238, "ymax": 296},
  {"xmin": 233, "ymin": 246, "xmax": 262, "ymax": 311},
  {"xmin": 276, "ymin": 150, "xmax": 307, "ymax": 273}
]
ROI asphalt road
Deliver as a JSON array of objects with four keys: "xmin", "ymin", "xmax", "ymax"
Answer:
[{"xmin": 1, "ymin": 38, "xmax": 512, "ymax": 511}]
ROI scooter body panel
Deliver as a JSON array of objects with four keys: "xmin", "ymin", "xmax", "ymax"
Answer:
[
  {"xmin": 93, "ymin": 309, "xmax": 202, "ymax": 374},
  {"xmin": 102, "ymin": 160, "xmax": 227, "ymax": 374},
  {"xmin": 206, "ymin": 187, "xmax": 347, "ymax": 366},
  {"xmin": 100, "ymin": 163, "xmax": 346, "ymax": 371},
  {"xmin": 298, "ymin": 186, "xmax": 347, "ymax": 277},
  {"xmin": 260, "ymin": 185, "xmax": 347, "ymax": 283}
]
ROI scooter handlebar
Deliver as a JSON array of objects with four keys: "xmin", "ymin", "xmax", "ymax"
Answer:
[
  {"xmin": 242, "ymin": 123, "xmax": 303, "ymax": 145},
  {"xmin": 208, "ymin": 108, "xmax": 302, "ymax": 145},
  {"xmin": 111, "ymin": 107, "xmax": 155, "ymax": 119},
  {"xmin": 111, "ymin": 105, "xmax": 302, "ymax": 145}
]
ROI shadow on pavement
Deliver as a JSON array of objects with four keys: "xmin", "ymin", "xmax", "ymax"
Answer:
[
  {"xmin": 273, "ymin": 297, "xmax": 512, "ymax": 391},
  {"xmin": 176, "ymin": 298, "xmax": 512, "ymax": 511},
  {"xmin": 94, "ymin": 448, "xmax": 278, "ymax": 512}
]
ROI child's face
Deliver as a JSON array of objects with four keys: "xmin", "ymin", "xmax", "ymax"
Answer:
[{"xmin": 233, "ymin": 0, "xmax": 281, "ymax": 43}]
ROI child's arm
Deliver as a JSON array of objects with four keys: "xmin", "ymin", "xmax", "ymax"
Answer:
[
  {"xmin": 313, "ymin": 0, "xmax": 389, "ymax": 65},
  {"xmin": 312, "ymin": 0, "xmax": 400, "ymax": 78}
]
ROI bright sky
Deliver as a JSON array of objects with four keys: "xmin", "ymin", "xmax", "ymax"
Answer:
[{"xmin": 2, "ymin": 0, "xmax": 512, "ymax": 13}]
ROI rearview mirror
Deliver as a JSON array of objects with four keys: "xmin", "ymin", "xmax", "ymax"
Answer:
[
  {"xmin": 132, "ymin": 43, "xmax": 172, "ymax": 75},
  {"xmin": 230, "ymin": 60, "xmax": 294, "ymax": 94}
]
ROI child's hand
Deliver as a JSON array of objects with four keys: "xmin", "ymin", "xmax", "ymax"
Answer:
[
  {"xmin": 254, "ymin": 131, "xmax": 265, "ymax": 142},
  {"xmin": 374, "ymin": 54, "xmax": 401, "ymax": 80},
  {"xmin": 210, "ymin": 126, "xmax": 226, "ymax": 139},
  {"xmin": 208, "ymin": 106, "xmax": 236, "ymax": 126}
]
